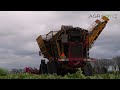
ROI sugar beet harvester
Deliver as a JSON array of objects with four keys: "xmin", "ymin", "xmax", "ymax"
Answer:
[{"xmin": 36, "ymin": 16, "xmax": 109, "ymax": 76}]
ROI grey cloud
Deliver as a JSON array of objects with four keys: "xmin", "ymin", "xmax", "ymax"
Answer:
[{"xmin": 0, "ymin": 11, "xmax": 120, "ymax": 69}]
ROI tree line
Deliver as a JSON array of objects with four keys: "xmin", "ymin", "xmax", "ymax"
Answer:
[{"xmin": 92, "ymin": 56, "xmax": 120, "ymax": 74}]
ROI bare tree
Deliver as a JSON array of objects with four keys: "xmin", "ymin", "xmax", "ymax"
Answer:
[
  {"xmin": 94, "ymin": 59, "xmax": 117, "ymax": 73},
  {"xmin": 113, "ymin": 56, "xmax": 120, "ymax": 71}
]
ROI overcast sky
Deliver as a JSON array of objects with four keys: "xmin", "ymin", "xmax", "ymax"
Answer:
[{"xmin": 0, "ymin": 11, "xmax": 119, "ymax": 70}]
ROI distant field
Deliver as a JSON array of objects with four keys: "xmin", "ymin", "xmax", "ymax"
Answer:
[{"xmin": 0, "ymin": 69, "xmax": 120, "ymax": 79}]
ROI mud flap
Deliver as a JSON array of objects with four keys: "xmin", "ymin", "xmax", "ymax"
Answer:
[{"xmin": 40, "ymin": 59, "xmax": 47, "ymax": 74}]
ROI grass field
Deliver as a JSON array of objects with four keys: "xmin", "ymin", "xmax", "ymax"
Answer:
[{"xmin": 0, "ymin": 68, "xmax": 120, "ymax": 79}]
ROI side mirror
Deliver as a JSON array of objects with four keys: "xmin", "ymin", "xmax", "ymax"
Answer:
[{"xmin": 39, "ymin": 51, "xmax": 41, "ymax": 56}]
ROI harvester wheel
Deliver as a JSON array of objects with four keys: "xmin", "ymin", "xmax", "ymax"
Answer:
[
  {"xmin": 103, "ymin": 67, "xmax": 107, "ymax": 73},
  {"xmin": 47, "ymin": 61, "xmax": 57, "ymax": 74},
  {"xmin": 83, "ymin": 62, "xmax": 94, "ymax": 76},
  {"xmin": 100, "ymin": 67, "xmax": 107, "ymax": 74}
]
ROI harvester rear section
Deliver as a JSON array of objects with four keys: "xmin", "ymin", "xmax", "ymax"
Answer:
[{"xmin": 36, "ymin": 16, "xmax": 109, "ymax": 76}]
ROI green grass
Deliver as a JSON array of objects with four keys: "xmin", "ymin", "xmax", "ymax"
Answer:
[
  {"xmin": 0, "ymin": 68, "xmax": 9, "ymax": 76},
  {"xmin": 0, "ymin": 68, "xmax": 120, "ymax": 79}
]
